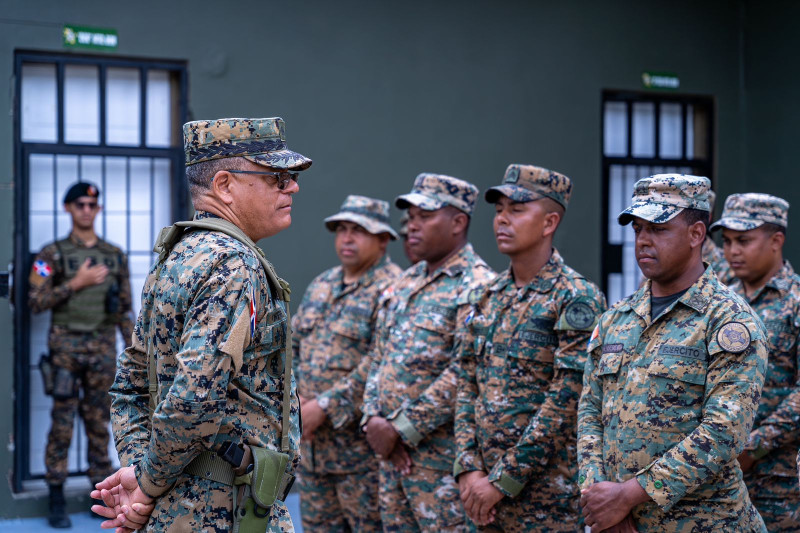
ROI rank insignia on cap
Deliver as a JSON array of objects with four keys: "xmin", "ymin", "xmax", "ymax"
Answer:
[
  {"xmin": 87, "ymin": 185, "xmax": 97, "ymax": 197},
  {"xmin": 717, "ymin": 321, "xmax": 751, "ymax": 353},
  {"xmin": 33, "ymin": 260, "xmax": 52, "ymax": 277}
]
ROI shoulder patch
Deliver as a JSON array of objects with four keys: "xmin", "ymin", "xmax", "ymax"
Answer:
[
  {"xmin": 717, "ymin": 321, "xmax": 751, "ymax": 353},
  {"xmin": 565, "ymin": 300, "xmax": 595, "ymax": 330},
  {"xmin": 467, "ymin": 286, "xmax": 483, "ymax": 305},
  {"xmin": 33, "ymin": 260, "xmax": 52, "ymax": 278}
]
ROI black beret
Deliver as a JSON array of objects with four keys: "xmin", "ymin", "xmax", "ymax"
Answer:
[{"xmin": 63, "ymin": 182, "xmax": 100, "ymax": 204}]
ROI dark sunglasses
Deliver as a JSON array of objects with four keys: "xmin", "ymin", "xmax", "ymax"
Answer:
[
  {"xmin": 73, "ymin": 201, "xmax": 99, "ymax": 210},
  {"xmin": 224, "ymin": 170, "xmax": 300, "ymax": 191}
]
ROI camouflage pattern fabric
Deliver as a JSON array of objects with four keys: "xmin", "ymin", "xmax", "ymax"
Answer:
[
  {"xmin": 731, "ymin": 262, "xmax": 800, "ymax": 531},
  {"xmin": 28, "ymin": 233, "xmax": 133, "ymax": 485},
  {"xmin": 710, "ymin": 193, "xmax": 790, "ymax": 232},
  {"xmin": 292, "ymin": 254, "xmax": 401, "ymax": 529},
  {"xmin": 110, "ymin": 211, "xmax": 300, "ymax": 532},
  {"xmin": 578, "ymin": 266, "xmax": 768, "ymax": 532},
  {"xmin": 618, "ymin": 174, "xmax": 710, "ymax": 225},
  {"xmin": 395, "ymin": 173, "xmax": 479, "ymax": 215},
  {"xmin": 183, "ymin": 117, "xmax": 312, "ymax": 170},
  {"xmin": 323, "ymin": 195, "xmax": 399, "ymax": 239},
  {"xmin": 363, "ymin": 243, "xmax": 494, "ymax": 530},
  {"xmin": 379, "ymin": 464, "xmax": 468, "ymax": 533},
  {"xmin": 299, "ymin": 469, "xmax": 381, "ymax": 532},
  {"xmin": 484, "ymin": 164, "xmax": 572, "ymax": 208},
  {"xmin": 701, "ymin": 238, "xmax": 735, "ymax": 285},
  {"xmin": 455, "ymin": 249, "xmax": 606, "ymax": 530}
]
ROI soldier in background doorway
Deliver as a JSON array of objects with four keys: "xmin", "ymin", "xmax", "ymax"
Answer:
[
  {"xmin": 711, "ymin": 193, "xmax": 800, "ymax": 531},
  {"xmin": 28, "ymin": 182, "xmax": 133, "ymax": 529}
]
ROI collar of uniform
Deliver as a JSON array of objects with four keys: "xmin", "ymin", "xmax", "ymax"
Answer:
[
  {"xmin": 68, "ymin": 231, "xmax": 97, "ymax": 248},
  {"xmin": 765, "ymin": 260, "xmax": 795, "ymax": 295},
  {"xmin": 331, "ymin": 253, "xmax": 392, "ymax": 295},
  {"xmin": 193, "ymin": 210, "xmax": 221, "ymax": 221},
  {"xmin": 627, "ymin": 265, "xmax": 714, "ymax": 320},
  {"xmin": 423, "ymin": 242, "xmax": 477, "ymax": 279}
]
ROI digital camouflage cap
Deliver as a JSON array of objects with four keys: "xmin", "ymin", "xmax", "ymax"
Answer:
[
  {"xmin": 183, "ymin": 117, "xmax": 312, "ymax": 170},
  {"xmin": 324, "ymin": 195, "xmax": 399, "ymax": 240},
  {"xmin": 618, "ymin": 174, "xmax": 710, "ymax": 225},
  {"xmin": 485, "ymin": 164, "xmax": 572, "ymax": 209},
  {"xmin": 710, "ymin": 193, "xmax": 789, "ymax": 232},
  {"xmin": 395, "ymin": 173, "xmax": 479, "ymax": 216}
]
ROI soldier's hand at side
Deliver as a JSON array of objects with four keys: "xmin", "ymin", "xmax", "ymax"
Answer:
[
  {"xmin": 601, "ymin": 513, "xmax": 639, "ymax": 533},
  {"xmin": 457, "ymin": 470, "xmax": 486, "ymax": 502},
  {"xmin": 388, "ymin": 442, "xmax": 413, "ymax": 475},
  {"xmin": 301, "ymin": 398, "xmax": 327, "ymax": 440},
  {"xmin": 91, "ymin": 466, "xmax": 155, "ymax": 530},
  {"xmin": 737, "ymin": 451, "xmax": 756, "ymax": 472},
  {"xmin": 69, "ymin": 258, "xmax": 109, "ymax": 291},
  {"xmin": 581, "ymin": 479, "xmax": 649, "ymax": 532},
  {"xmin": 462, "ymin": 475, "xmax": 501, "ymax": 526},
  {"xmin": 365, "ymin": 416, "xmax": 400, "ymax": 458}
]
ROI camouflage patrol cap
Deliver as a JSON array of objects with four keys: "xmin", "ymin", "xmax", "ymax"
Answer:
[
  {"xmin": 618, "ymin": 174, "xmax": 710, "ymax": 225},
  {"xmin": 395, "ymin": 173, "xmax": 479, "ymax": 216},
  {"xmin": 485, "ymin": 164, "xmax": 572, "ymax": 209},
  {"xmin": 183, "ymin": 117, "xmax": 312, "ymax": 170},
  {"xmin": 324, "ymin": 195, "xmax": 399, "ymax": 240},
  {"xmin": 710, "ymin": 193, "xmax": 789, "ymax": 232}
]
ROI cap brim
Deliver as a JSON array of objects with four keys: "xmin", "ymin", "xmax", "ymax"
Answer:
[
  {"xmin": 395, "ymin": 192, "xmax": 445, "ymax": 211},
  {"xmin": 618, "ymin": 202, "xmax": 683, "ymax": 225},
  {"xmin": 709, "ymin": 217, "xmax": 765, "ymax": 232},
  {"xmin": 323, "ymin": 213, "xmax": 398, "ymax": 240},
  {"xmin": 484, "ymin": 185, "xmax": 542, "ymax": 204},
  {"xmin": 245, "ymin": 150, "xmax": 312, "ymax": 171}
]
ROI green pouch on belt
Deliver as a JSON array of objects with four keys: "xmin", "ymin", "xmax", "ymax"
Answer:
[{"xmin": 233, "ymin": 446, "xmax": 291, "ymax": 533}]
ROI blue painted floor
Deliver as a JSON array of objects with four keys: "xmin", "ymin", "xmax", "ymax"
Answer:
[{"xmin": 0, "ymin": 493, "xmax": 303, "ymax": 532}]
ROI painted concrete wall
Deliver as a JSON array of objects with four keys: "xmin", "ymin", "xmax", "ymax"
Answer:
[{"xmin": 0, "ymin": 0, "xmax": 792, "ymax": 517}]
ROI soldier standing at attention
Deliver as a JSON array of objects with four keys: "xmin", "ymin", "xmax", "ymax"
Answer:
[
  {"xmin": 28, "ymin": 181, "xmax": 133, "ymax": 529},
  {"xmin": 91, "ymin": 118, "xmax": 310, "ymax": 532},
  {"xmin": 454, "ymin": 165, "xmax": 606, "ymax": 531},
  {"xmin": 702, "ymin": 190, "xmax": 735, "ymax": 284},
  {"xmin": 577, "ymin": 174, "xmax": 768, "ymax": 532},
  {"xmin": 362, "ymin": 173, "xmax": 495, "ymax": 532},
  {"xmin": 293, "ymin": 195, "xmax": 402, "ymax": 531},
  {"xmin": 398, "ymin": 211, "xmax": 422, "ymax": 265},
  {"xmin": 710, "ymin": 193, "xmax": 800, "ymax": 531}
]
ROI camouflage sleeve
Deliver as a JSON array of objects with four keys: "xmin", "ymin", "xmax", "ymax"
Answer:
[
  {"xmin": 318, "ymin": 347, "xmax": 373, "ymax": 429},
  {"xmin": 28, "ymin": 244, "xmax": 72, "ymax": 313},
  {"xmin": 290, "ymin": 299, "xmax": 306, "ymax": 379},
  {"xmin": 117, "ymin": 252, "xmax": 135, "ymax": 344},
  {"xmin": 488, "ymin": 293, "xmax": 605, "ymax": 497},
  {"xmin": 634, "ymin": 313, "xmax": 768, "ymax": 511},
  {"xmin": 453, "ymin": 311, "xmax": 486, "ymax": 478},
  {"xmin": 577, "ymin": 322, "xmax": 608, "ymax": 490},
  {"xmin": 135, "ymin": 256, "xmax": 252, "ymax": 498},
  {"xmin": 360, "ymin": 298, "xmax": 391, "ymax": 424}
]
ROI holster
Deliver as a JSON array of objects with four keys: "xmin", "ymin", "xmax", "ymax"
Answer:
[
  {"xmin": 232, "ymin": 446, "xmax": 293, "ymax": 533},
  {"xmin": 52, "ymin": 366, "xmax": 78, "ymax": 400},
  {"xmin": 38, "ymin": 353, "xmax": 54, "ymax": 396}
]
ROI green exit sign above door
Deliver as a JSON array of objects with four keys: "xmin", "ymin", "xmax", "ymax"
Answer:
[
  {"xmin": 63, "ymin": 25, "xmax": 118, "ymax": 51},
  {"xmin": 642, "ymin": 71, "xmax": 680, "ymax": 90}
]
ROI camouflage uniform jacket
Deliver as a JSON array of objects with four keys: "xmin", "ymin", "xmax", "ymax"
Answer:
[
  {"xmin": 732, "ymin": 262, "xmax": 800, "ymax": 488},
  {"xmin": 110, "ymin": 212, "xmax": 301, "ymax": 499},
  {"xmin": 363, "ymin": 243, "xmax": 495, "ymax": 471},
  {"xmin": 29, "ymin": 232, "xmax": 134, "ymax": 346},
  {"xmin": 293, "ymin": 254, "xmax": 402, "ymax": 474},
  {"xmin": 578, "ymin": 266, "xmax": 768, "ymax": 531},
  {"xmin": 702, "ymin": 238, "xmax": 735, "ymax": 285},
  {"xmin": 454, "ymin": 249, "xmax": 606, "ymax": 498}
]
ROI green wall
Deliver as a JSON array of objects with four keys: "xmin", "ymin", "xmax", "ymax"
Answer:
[{"xmin": 0, "ymin": 0, "xmax": 791, "ymax": 518}]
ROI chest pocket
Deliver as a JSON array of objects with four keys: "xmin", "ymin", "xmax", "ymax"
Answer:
[
  {"xmin": 327, "ymin": 318, "xmax": 371, "ymax": 370},
  {"xmin": 404, "ymin": 311, "xmax": 455, "ymax": 369},
  {"xmin": 241, "ymin": 306, "xmax": 287, "ymax": 394},
  {"xmin": 646, "ymin": 352, "xmax": 707, "ymax": 434},
  {"xmin": 294, "ymin": 304, "xmax": 325, "ymax": 336}
]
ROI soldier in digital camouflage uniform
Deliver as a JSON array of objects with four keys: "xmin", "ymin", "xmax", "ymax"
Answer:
[
  {"xmin": 454, "ymin": 165, "xmax": 606, "ymax": 532},
  {"xmin": 293, "ymin": 195, "xmax": 402, "ymax": 531},
  {"xmin": 398, "ymin": 211, "xmax": 421, "ymax": 265},
  {"xmin": 710, "ymin": 193, "xmax": 800, "ymax": 531},
  {"xmin": 28, "ymin": 181, "xmax": 133, "ymax": 529},
  {"xmin": 701, "ymin": 189, "xmax": 735, "ymax": 284},
  {"xmin": 92, "ymin": 118, "xmax": 310, "ymax": 532},
  {"xmin": 578, "ymin": 174, "xmax": 768, "ymax": 532},
  {"xmin": 361, "ymin": 173, "xmax": 495, "ymax": 532}
]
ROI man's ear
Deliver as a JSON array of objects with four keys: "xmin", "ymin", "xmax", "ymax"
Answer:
[
  {"xmin": 451, "ymin": 211, "xmax": 468, "ymax": 236},
  {"xmin": 770, "ymin": 230, "xmax": 786, "ymax": 252},
  {"xmin": 211, "ymin": 170, "xmax": 235, "ymax": 205},
  {"xmin": 688, "ymin": 221, "xmax": 707, "ymax": 249},
  {"xmin": 542, "ymin": 211, "xmax": 562, "ymax": 238}
]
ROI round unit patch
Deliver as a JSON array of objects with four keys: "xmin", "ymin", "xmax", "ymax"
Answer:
[
  {"xmin": 717, "ymin": 321, "xmax": 751, "ymax": 353},
  {"xmin": 565, "ymin": 301, "xmax": 595, "ymax": 330}
]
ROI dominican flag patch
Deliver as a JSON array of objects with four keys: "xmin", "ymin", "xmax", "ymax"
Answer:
[
  {"xmin": 33, "ymin": 260, "xmax": 52, "ymax": 277},
  {"xmin": 249, "ymin": 288, "xmax": 256, "ymax": 339}
]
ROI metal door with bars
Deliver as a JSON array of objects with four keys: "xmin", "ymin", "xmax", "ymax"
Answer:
[
  {"xmin": 601, "ymin": 90, "xmax": 714, "ymax": 305},
  {"xmin": 13, "ymin": 50, "xmax": 189, "ymax": 491}
]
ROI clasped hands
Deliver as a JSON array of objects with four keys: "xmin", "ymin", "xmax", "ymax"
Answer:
[
  {"xmin": 364, "ymin": 416, "xmax": 413, "ymax": 475},
  {"xmin": 90, "ymin": 466, "xmax": 155, "ymax": 532},
  {"xmin": 580, "ymin": 478, "xmax": 649, "ymax": 532}
]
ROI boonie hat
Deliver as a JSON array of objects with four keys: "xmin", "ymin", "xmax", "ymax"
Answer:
[
  {"xmin": 395, "ymin": 173, "xmax": 479, "ymax": 216},
  {"xmin": 324, "ymin": 195, "xmax": 398, "ymax": 240},
  {"xmin": 485, "ymin": 164, "xmax": 572, "ymax": 209},
  {"xmin": 618, "ymin": 174, "xmax": 710, "ymax": 226},
  {"xmin": 183, "ymin": 117, "xmax": 311, "ymax": 170}
]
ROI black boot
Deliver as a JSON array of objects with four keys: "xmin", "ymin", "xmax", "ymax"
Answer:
[{"xmin": 48, "ymin": 484, "xmax": 72, "ymax": 529}]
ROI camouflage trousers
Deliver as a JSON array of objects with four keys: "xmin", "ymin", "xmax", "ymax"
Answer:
[
  {"xmin": 746, "ymin": 473, "xmax": 800, "ymax": 532},
  {"xmin": 45, "ymin": 334, "xmax": 116, "ymax": 485},
  {"xmin": 379, "ymin": 462, "xmax": 468, "ymax": 532},
  {"xmin": 144, "ymin": 473, "xmax": 294, "ymax": 532},
  {"xmin": 473, "ymin": 493, "xmax": 581, "ymax": 532},
  {"xmin": 299, "ymin": 468, "xmax": 381, "ymax": 532}
]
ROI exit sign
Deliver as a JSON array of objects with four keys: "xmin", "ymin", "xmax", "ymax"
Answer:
[
  {"xmin": 642, "ymin": 71, "xmax": 680, "ymax": 90},
  {"xmin": 63, "ymin": 25, "xmax": 118, "ymax": 51}
]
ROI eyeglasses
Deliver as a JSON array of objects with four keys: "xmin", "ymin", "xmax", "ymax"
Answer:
[
  {"xmin": 224, "ymin": 170, "xmax": 300, "ymax": 190},
  {"xmin": 73, "ymin": 201, "xmax": 99, "ymax": 211}
]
